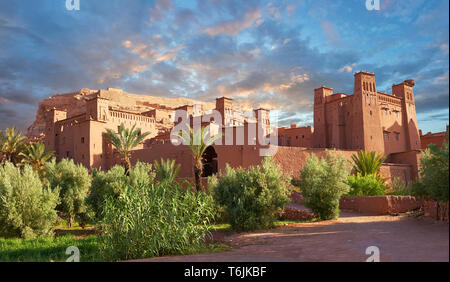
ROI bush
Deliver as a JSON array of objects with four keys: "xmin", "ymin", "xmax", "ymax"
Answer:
[
  {"xmin": 98, "ymin": 180, "xmax": 215, "ymax": 261},
  {"xmin": 0, "ymin": 162, "xmax": 59, "ymax": 238},
  {"xmin": 415, "ymin": 141, "xmax": 449, "ymax": 202},
  {"xmin": 127, "ymin": 162, "xmax": 154, "ymax": 188},
  {"xmin": 386, "ymin": 177, "xmax": 421, "ymax": 196},
  {"xmin": 209, "ymin": 158, "xmax": 291, "ymax": 231},
  {"xmin": 299, "ymin": 150, "xmax": 350, "ymax": 220},
  {"xmin": 87, "ymin": 162, "xmax": 154, "ymax": 220},
  {"xmin": 87, "ymin": 166, "xmax": 128, "ymax": 219},
  {"xmin": 345, "ymin": 173, "xmax": 386, "ymax": 196},
  {"xmin": 45, "ymin": 159, "xmax": 92, "ymax": 227}
]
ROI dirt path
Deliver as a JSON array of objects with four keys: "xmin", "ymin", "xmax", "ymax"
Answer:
[{"xmin": 134, "ymin": 210, "xmax": 449, "ymax": 262}]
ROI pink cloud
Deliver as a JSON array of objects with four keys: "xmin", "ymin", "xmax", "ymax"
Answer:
[
  {"xmin": 203, "ymin": 9, "xmax": 262, "ymax": 36},
  {"xmin": 321, "ymin": 20, "xmax": 340, "ymax": 45}
]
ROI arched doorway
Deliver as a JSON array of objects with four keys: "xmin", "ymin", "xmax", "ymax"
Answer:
[{"xmin": 202, "ymin": 146, "xmax": 218, "ymax": 177}]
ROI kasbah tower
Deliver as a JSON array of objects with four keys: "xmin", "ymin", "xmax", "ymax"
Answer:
[{"xmin": 313, "ymin": 71, "xmax": 420, "ymax": 156}]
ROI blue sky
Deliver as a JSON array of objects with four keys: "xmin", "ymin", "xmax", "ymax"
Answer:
[{"xmin": 0, "ymin": 0, "xmax": 448, "ymax": 133}]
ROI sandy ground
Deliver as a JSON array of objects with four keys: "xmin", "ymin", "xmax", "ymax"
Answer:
[{"xmin": 133, "ymin": 210, "xmax": 449, "ymax": 262}]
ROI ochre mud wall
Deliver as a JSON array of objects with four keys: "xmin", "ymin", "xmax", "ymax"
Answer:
[
  {"xmin": 128, "ymin": 144, "xmax": 416, "ymax": 184},
  {"xmin": 339, "ymin": 196, "xmax": 422, "ymax": 215}
]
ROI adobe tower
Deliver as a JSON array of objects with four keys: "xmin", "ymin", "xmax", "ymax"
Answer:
[
  {"xmin": 353, "ymin": 71, "xmax": 385, "ymax": 154},
  {"xmin": 312, "ymin": 71, "xmax": 421, "ymax": 156}
]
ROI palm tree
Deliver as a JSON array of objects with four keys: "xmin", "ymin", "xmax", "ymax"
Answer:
[
  {"xmin": 154, "ymin": 158, "xmax": 181, "ymax": 183},
  {"xmin": 105, "ymin": 123, "xmax": 150, "ymax": 173},
  {"xmin": 19, "ymin": 142, "xmax": 54, "ymax": 174},
  {"xmin": 351, "ymin": 150, "xmax": 386, "ymax": 178},
  {"xmin": 0, "ymin": 127, "xmax": 27, "ymax": 165},
  {"xmin": 178, "ymin": 125, "xmax": 221, "ymax": 191}
]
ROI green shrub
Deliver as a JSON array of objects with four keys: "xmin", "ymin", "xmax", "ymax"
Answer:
[
  {"xmin": 45, "ymin": 159, "xmax": 92, "ymax": 227},
  {"xmin": 127, "ymin": 162, "xmax": 154, "ymax": 188},
  {"xmin": 0, "ymin": 162, "xmax": 59, "ymax": 238},
  {"xmin": 87, "ymin": 166, "xmax": 127, "ymax": 219},
  {"xmin": 386, "ymin": 177, "xmax": 421, "ymax": 196},
  {"xmin": 98, "ymin": 180, "xmax": 215, "ymax": 261},
  {"xmin": 345, "ymin": 173, "xmax": 386, "ymax": 196},
  {"xmin": 415, "ymin": 141, "xmax": 449, "ymax": 202},
  {"xmin": 209, "ymin": 158, "xmax": 291, "ymax": 231},
  {"xmin": 299, "ymin": 150, "xmax": 350, "ymax": 220},
  {"xmin": 87, "ymin": 162, "xmax": 154, "ymax": 220}
]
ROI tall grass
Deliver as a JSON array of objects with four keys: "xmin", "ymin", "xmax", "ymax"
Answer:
[{"xmin": 98, "ymin": 181, "xmax": 215, "ymax": 261}]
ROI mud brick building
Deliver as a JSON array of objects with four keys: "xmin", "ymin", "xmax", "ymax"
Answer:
[{"xmin": 29, "ymin": 72, "xmax": 431, "ymax": 185}]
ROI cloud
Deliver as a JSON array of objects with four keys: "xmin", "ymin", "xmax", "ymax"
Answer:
[
  {"xmin": 0, "ymin": 0, "xmax": 447, "ymax": 133},
  {"xmin": 440, "ymin": 43, "xmax": 449, "ymax": 54},
  {"xmin": 338, "ymin": 65, "xmax": 353, "ymax": 73},
  {"xmin": 321, "ymin": 20, "xmax": 340, "ymax": 45},
  {"xmin": 433, "ymin": 71, "xmax": 449, "ymax": 85},
  {"xmin": 286, "ymin": 5, "xmax": 296, "ymax": 15},
  {"xmin": 149, "ymin": 0, "xmax": 173, "ymax": 22},
  {"xmin": 203, "ymin": 9, "xmax": 263, "ymax": 36}
]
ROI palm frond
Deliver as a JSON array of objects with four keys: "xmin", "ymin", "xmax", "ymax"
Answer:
[
  {"xmin": 154, "ymin": 158, "xmax": 181, "ymax": 183},
  {"xmin": 105, "ymin": 123, "xmax": 150, "ymax": 171},
  {"xmin": 351, "ymin": 150, "xmax": 386, "ymax": 177}
]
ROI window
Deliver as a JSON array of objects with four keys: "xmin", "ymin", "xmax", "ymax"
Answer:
[
  {"xmin": 81, "ymin": 137, "xmax": 85, "ymax": 144},
  {"xmin": 384, "ymin": 132, "xmax": 389, "ymax": 140},
  {"xmin": 395, "ymin": 112, "xmax": 399, "ymax": 118},
  {"xmin": 395, "ymin": 133, "xmax": 399, "ymax": 141},
  {"xmin": 66, "ymin": 151, "xmax": 70, "ymax": 157}
]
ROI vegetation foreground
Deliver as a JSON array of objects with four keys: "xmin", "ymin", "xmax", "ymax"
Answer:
[{"xmin": 0, "ymin": 220, "xmax": 318, "ymax": 262}]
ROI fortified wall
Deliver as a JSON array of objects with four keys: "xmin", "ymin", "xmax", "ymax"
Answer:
[{"xmin": 128, "ymin": 144, "xmax": 413, "ymax": 186}]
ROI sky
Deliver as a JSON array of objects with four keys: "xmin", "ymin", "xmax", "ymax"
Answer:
[{"xmin": 0, "ymin": 0, "xmax": 448, "ymax": 133}]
